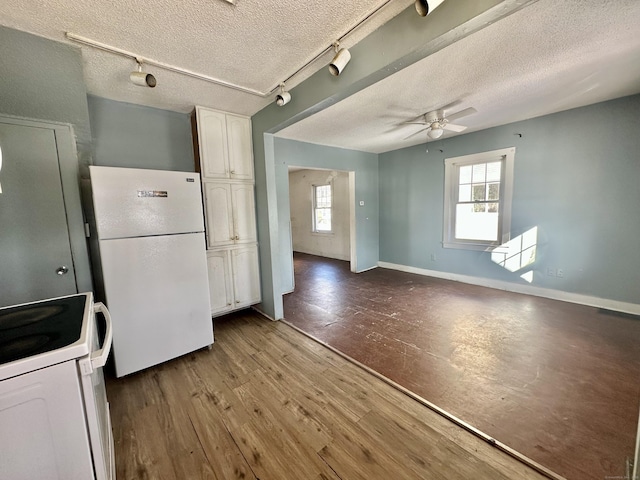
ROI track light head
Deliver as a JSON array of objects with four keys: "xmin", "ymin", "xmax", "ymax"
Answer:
[
  {"xmin": 130, "ymin": 61, "xmax": 157, "ymax": 88},
  {"xmin": 415, "ymin": 0, "xmax": 446, "ymax": 17},
  {"xmin": 329, "ymin": 42, "xmax": 351, "ymax": 76},
  {"xmin": 276, "ymin": 83, "xmax": 291, "ymax": 106}
]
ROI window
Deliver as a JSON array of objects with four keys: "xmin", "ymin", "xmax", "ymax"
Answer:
[
  {"xmin": 443, "ymin": 147, "xmax": 515, "ymax": 250},
  {"xmin": 313, "ymin": 184, "xmax": 332, "ymax": 233}
]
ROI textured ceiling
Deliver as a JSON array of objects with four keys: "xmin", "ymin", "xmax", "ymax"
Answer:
[
  {"xmin": 3, "ymin": 0, "xmax": 640, "ymax": 154},
  {"xmin": 0, "ymin": 0, "xmax": 413, "ymax": 115},
  {"xmin": 277, "ymin": 0, "xmax": 640, "ymax": 153}
]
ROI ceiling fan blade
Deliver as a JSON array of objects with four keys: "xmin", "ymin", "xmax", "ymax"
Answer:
[
  {"xmin": 403, "ymin": 127, "xmax": 430, "ymax": 140},
  {"xmin": 402, "ymin": 121, "xmax": 429, "ymax": 125},
  {"xmin": 446, "ymin": 107, "xmax": 477, "ymax": 122},
  {"xmin": 443, "ymin": 123, "xmax": 467, "ymax": 132}
]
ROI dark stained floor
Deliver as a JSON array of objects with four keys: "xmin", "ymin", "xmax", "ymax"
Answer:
[{"xmin": 283, "ymin": 252, "xmax": 640, "ymax": 480}]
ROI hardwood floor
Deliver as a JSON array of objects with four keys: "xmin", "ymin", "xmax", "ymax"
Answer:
[
  {"xmin": 283, "ymin": 252, "xmax": 640, "ymax": 480},
  {"xmin": 107, "ymin": 311, "xmax": 551, "ymax": 480}
]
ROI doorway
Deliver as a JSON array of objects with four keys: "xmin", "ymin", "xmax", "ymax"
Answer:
[{"xmin": 285, "ymin": 167, "xmax": 356, "ymax": 292}]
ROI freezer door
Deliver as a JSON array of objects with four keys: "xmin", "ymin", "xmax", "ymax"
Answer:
[
  {"xmin": 100, "ymin": 232, "xmax": 213, "ymax": 377},
  {"xmin": 89, "ymin": 166, "xmax": 205, "ymax": 239}
]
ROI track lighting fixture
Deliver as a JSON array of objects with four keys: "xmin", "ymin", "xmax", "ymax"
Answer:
[
  {"xmin": 328, "ymin": 42, "xmax": 351, "ymax": 77},
  {"xmin": 415, "ymin": 0, "xmax": 446, "ymax": 17},
  {"xmin": 130, "ymin": 60, "xmax": 157, "ymax": 88},
  {"xmin": 276, "ymin": 83, "xmax": 291, "ymax": 106}
]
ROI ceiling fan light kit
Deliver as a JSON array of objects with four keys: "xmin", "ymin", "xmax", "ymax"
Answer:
[
  {"xmin": 401, "ymin": 106, "xmax": 477, "ymax": 141},
  {"xmin": 427, "ymin": 123, "xmax": 444, "ymax": 139}
]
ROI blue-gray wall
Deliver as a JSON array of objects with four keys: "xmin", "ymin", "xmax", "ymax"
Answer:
[
  {"xmin": 379, "ymin": 94, "xmax": 640, "ymax": 305},
  {"xmin": 274, "ymin": 138, "xmax": 379, "ymax": 292},
  {"xmin": 252, "ymin": 0, "xmax": 514, "ymax": 319},
  {"xmin": 0, "ymin": 26, "xmax": 93, "ymax": 292},
  {"xmin": 88, "ymin": 95, "xmax": 195, "ymax": 172}
]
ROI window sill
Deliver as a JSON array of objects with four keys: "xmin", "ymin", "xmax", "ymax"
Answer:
[
  {"xmin": 312, "ymin": 231, "xmax": 334, "ymax": 236},
  {"xmin": 443, "ymin": 241, "xmax": 498, "ymax": 252}
]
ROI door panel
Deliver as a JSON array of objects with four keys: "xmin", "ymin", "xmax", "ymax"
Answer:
[
  {"xmin": 231, "ymin": 183, "xmax": 257, "ymax": 243},
  {"xmin": 206, "ymin": 249, "xmax": 233, "ymax": 315},
  {"xmin": 203, "ymin": 182, "xmax": 233, "ymax": 247},
  {"xmin": 226, "ymin": 114, "xmax": 254, "ymax": 180},
  {"xmin": 0, "ymin": 122, "xmax": 77, "ymax": 307},
  {"xmin": 231, "ymin": 245, "xmax": 261, "ymax": 307},
  {"xmin": 197, "ymin": 108, "xmax": 228, "ymax": 179}
]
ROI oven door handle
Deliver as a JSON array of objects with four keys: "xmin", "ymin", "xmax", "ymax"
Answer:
[{"xmin": 90, "ymin": 302, "xmax": 113, "ymax": 370}]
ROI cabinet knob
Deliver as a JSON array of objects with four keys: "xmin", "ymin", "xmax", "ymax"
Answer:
[
  {"xmin": 230, "ymin": 170, "xmax": 236, "ymax": 174},
  {"xmin": 235, "ymin": 235, "xmax": 240, "ymax": 240},
  {"xmin": 235, "ymin": 301, "xmax": 240, "ymax": 304},
  {"xmin": 230, "ymin": 237, "xmax": 235, "ymax": 240},
  {"xmin": 227, "ymin": 303, "xmax": 232, "ymax": 306}
]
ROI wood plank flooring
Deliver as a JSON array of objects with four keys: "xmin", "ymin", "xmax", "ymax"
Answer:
[
  {"xmin": 283, "ymin": 252, "xmax": 640, "ymax": 480},
  {"xmin": 106, "ymin": 311, "xmax": 550, "ymax": 480}
]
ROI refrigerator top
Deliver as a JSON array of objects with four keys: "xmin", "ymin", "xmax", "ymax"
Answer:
[{"xmin": 89, "ymin": 166, "xmax": 205, "ymax": 239}]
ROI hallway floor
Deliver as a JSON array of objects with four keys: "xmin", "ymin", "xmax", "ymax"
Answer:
[{"xmin": 283, "ymin": 252, "xmax": 640, "ymax": 480}]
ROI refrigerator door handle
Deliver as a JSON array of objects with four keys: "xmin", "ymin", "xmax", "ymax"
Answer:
[{"xmin": 90, "ymin": 302, "xmax": 113, "ymax": 370}]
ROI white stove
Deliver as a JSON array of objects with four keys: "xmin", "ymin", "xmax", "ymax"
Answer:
[{"xmin": 0, "ymin": 292, "xmax": 115, "ymax": 480}]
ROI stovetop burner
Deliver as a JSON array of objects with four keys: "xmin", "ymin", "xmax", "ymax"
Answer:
[{"xmin": 0, "ymin": 296, "xmax": 86, "ymax": 366}]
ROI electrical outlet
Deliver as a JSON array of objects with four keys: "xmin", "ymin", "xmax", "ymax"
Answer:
[
  {"xmin": 556, "ymin": 268, "xmax": 564, "ymax": 278},
  {"xmin": 547, "ymin": 267, "xmax": 555, "ymax": 277}
]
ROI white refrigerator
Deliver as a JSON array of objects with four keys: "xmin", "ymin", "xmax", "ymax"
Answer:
[{"xmin": 88, "ymin": 166, "xmax": 213, "ymax": 377}]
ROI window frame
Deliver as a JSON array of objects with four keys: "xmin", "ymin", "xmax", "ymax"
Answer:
[
  {"xmin": 312, "ymin": 183, "xmax": 333, "ymax": 234},
  {"xmin": 443, "ymin": 147, "xmax": 515, "ymax": 251}
]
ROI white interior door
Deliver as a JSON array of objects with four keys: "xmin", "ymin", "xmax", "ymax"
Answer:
[{"xmin": 0, "ymin": 121, "xmax": 77, "ymax": 307}]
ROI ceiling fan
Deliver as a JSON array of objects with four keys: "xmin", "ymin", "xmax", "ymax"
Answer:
[{"xmin": 402, "ymin": 106, "xmax": 477, "ymax": 140}]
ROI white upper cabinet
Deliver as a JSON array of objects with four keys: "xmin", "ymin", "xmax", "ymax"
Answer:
[
  {"xmin": 226, "ymin": 114, "xmax": 254, "ymax": 181},
  {"xmin": 203, "ymin": 182, "xmax": 256, "ymax": 248},
  {"xmin": 196, "ymin": 108, "xmax": 228, "ymax": 179},
  {"xmin": 195, "ymin": 107, "xmax": 254, "ymax": 181}
]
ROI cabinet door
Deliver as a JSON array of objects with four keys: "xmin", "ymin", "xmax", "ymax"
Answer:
[
  {"xmin": 230, "ymin": 183, "xmax": 257, "ymax": 244},
  {"xmin": 197, "ymin": 108, "xmax": 229, "ymax": 179},
  {"xmin": 231, "ymin": 245, "xmax": 261, "ymax": 307},
  {"xmin": 226, "ymin": 114, "xmax": 254, "ymax": 181},
  {"xmin": 203, "ymin": 183, "xmax": 234, "ymax": 247},
  {"xmin": 206, "ymin": 250, "xmax": 233, "ymax": 315}
]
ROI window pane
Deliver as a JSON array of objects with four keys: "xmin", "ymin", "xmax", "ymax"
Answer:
[
  {"xmin": 488, "ymin": 183, "xmax": 500, "ymax": 200},
  {"xmin": 459, "ymin": 184, "xmax": 471, "ymax": 202},
  {"xmin": 315, "ymin": 208, "xmax": 331, "ymax": 231},
  {"xmin": 472, "ymin": 184, "xmax": 485, "ymax": 201},
  {"xmin": 472, "ymin": 163, "xmax": 486, "ymax": 183},
  {"xmin": 486, "ymin": 161, "xmax": 501, "ymax": 182},
  {"xmin": 459, "ymin": 165, "xmax": 472, "ymax": 184},
  {"xmin": 315, "ymin": 185, "xmax": 331, "ymax": 208},
  {"xmin": 455, "ymin": 203, "xmax": 499, "ymax": 241},
  {"xmin": 487, "ymin": 202, "xmax": 499, "ymax": 213},
  {"xmin": 473, "ymin": 203, "xmax": 485, "ymax": 212}
]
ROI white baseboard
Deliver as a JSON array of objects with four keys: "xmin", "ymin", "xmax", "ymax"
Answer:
[
  {"xmin": 293, "ymin": 249, "xmax": 349, "ymax": 262},
  {"xmin": 378, "ymin": 261, "xmax": 640, "ymax": 316}
]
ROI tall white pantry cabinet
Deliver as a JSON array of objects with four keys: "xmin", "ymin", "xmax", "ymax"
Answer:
[{"xmin": 192, "ymin": 106, "xmax": 261, "ymax": 316}]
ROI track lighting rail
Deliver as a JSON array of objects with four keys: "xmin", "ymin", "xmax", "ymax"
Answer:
[{"xmin": 66, "ymin": 0, "xmax": 443, "ymax": 101}]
